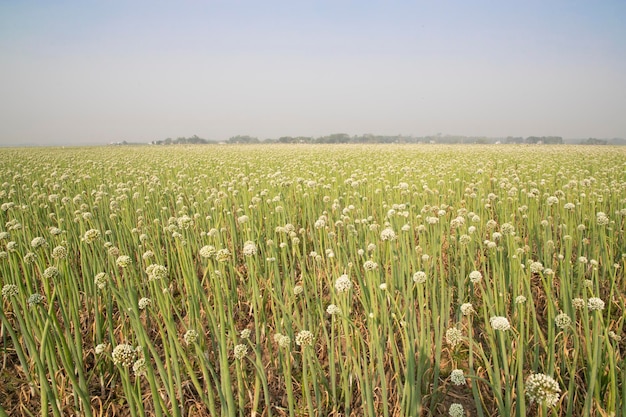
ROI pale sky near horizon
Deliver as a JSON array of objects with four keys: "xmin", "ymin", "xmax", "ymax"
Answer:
[{"xmin": 1, "ymin": 1, "xmax": 625, "ymax": 146}]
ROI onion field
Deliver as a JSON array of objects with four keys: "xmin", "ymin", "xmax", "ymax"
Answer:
[{"xmin": 0, "ymin": 144, "xmax": 625, "ymax": 417}]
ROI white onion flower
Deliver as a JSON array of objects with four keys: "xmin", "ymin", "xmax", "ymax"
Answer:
[
  {"xmin": 490, "ymin": 316, "xmax": 511, "ymax": 331},
  {"xmin": 334, "ymin": 274, "xmax": 352, "ymax": 293},
  {"xmin": 525, "ymin": 373, "xmax": 561, "ymax": 407}
]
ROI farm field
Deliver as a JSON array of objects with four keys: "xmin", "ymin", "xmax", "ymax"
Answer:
[{"xmin": 0, "ymin": 144, "xmax": 625, "ymax": 417}]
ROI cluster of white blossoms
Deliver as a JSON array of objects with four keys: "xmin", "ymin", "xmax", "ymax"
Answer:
[
  {"xmin": 515, "ymin": 295, "xmax": 527, "ymax": 304},
  {"xmin": 500, "ymin": 222, "xmax": 515, "ymax": 235},
  {"xmin": 83, "ymin": 229, "xmax": 101, "ymax": 244},
  {"xmin": 449, "ymin": 369, "xmax": 466, "ymax": 385},
  {"xmin": 233, "ymin": 344, "xmax": 248, "ymax": 360},
  {"xmin": 293, "ymin": 285, "xmax": 304, "ymax": 296},
  {"xmin": 445, "ymin": 328, "xmax": 463, "ymax": 347},
  {"xmin": 448, "ymin": 403, "xmax": 464, "ymax": 417},
  {"xmin": 107, "ymin": 245, "xmax": 120, "ymax": 257},
  {"xmin": 116, "ymin": 255, "xmax": 132, "ymax": 268},
  {"xmin": 554, "ymin": 313, "xmax": 572, "ymax": 329},
  {"xmin": 363, "ymin": 260, "xmax": 378, "ymax": 271},
  {"xmin": 449, "ymin": 216, "xmax": 465, "ymax": 229},
  {"xmin": 326, "ymin": 304, "xmax": 341, "ymax": 315},
  {"xmin": 0, "ymin": 202, "xmax": 14, "ymax": 212},
  {"xmin": 184, "ymin": 329, "xmax": 199, "ymax": 345},
  {"xmin": 458, "ymin": 234, "xmax": 472, "ymax": 245},
  {"xmin": 42, "ymin": 266, "xmax": 59, "ymax": 280},
  {"xmin": 4, "ymin": 219, "xmax": 20, "ymax": 232},
  {"xmin": 27, "ymin": 293, "xmax": 45, "ymax": 307},
  {"xmin": 2, "ymin": 284, "xmax": 18, "ymax": 299},
  {"xmin": 525, "ymin": 373, "xmax": 561, "ymax": 407},
  {"xmin": 95, "ymin": 343, "xmax": 108, "ymax": 355},
  {"xmin": 469, "ymin": 270, "xmax": 482, "ymax": 284},
  {"xmin": 529, "ymin": 261, "xmax": 544, "ymax": 274},
  {"xmin": 146, "ymin": 264, "xmax": 168, "ymax": 282},
  {"xmin": 52, "ymin": 245, "xmax": 67, "ymax": 259},
  {"xmin": 199, "ymin": 245, "xmax": 216, "ymax": 258},
  {"xmin": 30, "ymin": 236, "xmax": 47, "ymax": 249},
  {"xmin": 587, "ymin": 297, "xmax": 605, "ymax": 311},
  {"xmin": 460, "ymin": 303, "xmax": 475, "ymax": 316},
  {"xmin": 132, "ymin": 358, "xmax": 147, "ymax": 377},
  {"xmin": 6, "ymin": 242, "xmax": 18, "ymax": 253},
  {"xmin": 23, "ymin": 250, "xmax": 37, "ymax": 265},
  {"xmin": 380, "ymin": 227, "xmax": 397, "ymax": 241},
  {"xmin": 138, "ymin": 297, "xmax": 151, "ymax": 310},
  {"xmin": 240, "ymin": 328, "xmax": 251, "ymax": 339},
  {"xmin": 112, "ymin": 344, "xmax": 137, "ymax": 367},
  {"xmin": 596, "ymin": 212, "xmax": 609, "ymax": 226},
  {"xmin": 490, "ymin": 316, "xmax": 511, "ymax": 331},
  {"xmin": 484, "ymin": 240, "xmax": 498, "ymax": 250},
  {"xmin": 422, "ymin": 216, "xmax": 437, "ymax": 225},
  {"xmin": 413, "ymin": 271, "xmax": 427, "ymax": 284},
  {"xmin": 215, "ymin": 248, "xmax": 231, "ymax": 262},
  {"xmin": 242, "ymin": 241, "xmax": 257, "ymax": 256},
  {"xmin": 546, "ymin": 196, "xmax": 559, "ymax": 206},
  {"xmin": 295, "ymin": 330, "xmax": 314, "ymax": 347},
  {"xmin": 94, "ymin": 272, "xmax": 107, "ymax": 290},
  {"xmin": 273, "ymin": 333, "xmax": 291, "ymax": 349},
  {"xmin": 177, "ymin": 215, "xmax": 193, "ymax": 229},
  {"xmin": 334, "ymin": 275, "xmax": 352, "ymax": 293}
]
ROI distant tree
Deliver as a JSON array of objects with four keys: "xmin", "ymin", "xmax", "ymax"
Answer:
[
  {"xmin": 188, "ymin": 135, "xmax": 208, "ymax": 144},
  {"xmin": 505, "ymin": 136, "xmax": 524, "ymax": 144},
  {"xmin": 525, "ymin": 136, "xmax": 563, "ymax": 144},
  {"xmin": 228, "ymin": 135, "xmax": 259, "ymax": 144},
  {"xmin": 318, "ymin": 133, "xmax": 350, "ymax": 143},
  {"xmin": 543, "ymin": 136, "xmax": 563, "ymax": 144},
  {"xmin": 585, "ymin": 138, "xmax": 607, "ymax": 145},
  {"xmin": 153, "ymin": 135, "xmax": 214, "ymax": 145}
]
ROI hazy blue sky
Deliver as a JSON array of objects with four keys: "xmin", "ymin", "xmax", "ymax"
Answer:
[{"xmin": 1, "ymin": 0, "xmax": 625, "ymax": 145}]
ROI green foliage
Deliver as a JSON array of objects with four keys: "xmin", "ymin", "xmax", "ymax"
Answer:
[{"xmin": 153, "ymin": 135, "xmax": 214, "ymax": 145}]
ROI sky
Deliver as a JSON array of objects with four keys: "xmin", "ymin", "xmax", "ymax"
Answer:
[{"xmin": 1, "ymin": 0, "xmax": 625, "ymax": 146}]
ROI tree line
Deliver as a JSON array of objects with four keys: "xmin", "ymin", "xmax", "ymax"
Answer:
[{"xmin": 147, "ymin": 134, "xmax": 625, "ymax": 146}]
